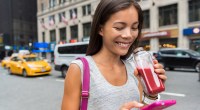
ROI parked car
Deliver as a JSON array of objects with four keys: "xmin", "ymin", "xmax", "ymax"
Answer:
[
  {"xmin": 7, "ymin": 54, "xmax": 51, "ymax": 77},
  {"xmin": 157, "ymin": 48, "xmax": 200, "ymax": 72}
]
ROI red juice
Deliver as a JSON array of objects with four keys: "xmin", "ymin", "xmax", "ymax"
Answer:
[{"xmin": 137, "ymin": 67, "xmax": 165, "ymax": 94}]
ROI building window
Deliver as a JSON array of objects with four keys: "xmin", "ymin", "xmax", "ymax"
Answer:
[
  {"xmin": 70, "ymin": 8, "xmax": 77, "ymax": 19},
  {"xmin": 49, "ymin": 0, "xmax": 56, "ymax": 8},
  {"xmin": 159, "ymin": 4, "xmax": 177, "ymax": 26},
  {"xmin": 143, "ymin": 10, "xmax": 150, "ymax": 29},
  {"xmin": 70, "ymin": 25, "xmax": 78, "ymax": 39},
  {"xmin": 83, "ymin": 22, "xmax": 91, "ymax": 38},
  {"xmin": 59, "ymin": 0, "xmax": 66, "ymax": 4},
  {"xmin": 59, "ymin": 12, "xmax": 65, "ymax": 22},
  {"xmin": 50, "ymin": 30, "xmax": 56, "ymax": 42},
  {"xmin": 42, "ymin": 32, "xmax": 45, "ymax": 42},
  {"xmin": 49, "ymin": 15, "xmax": 55, "ymax": 25},
  {"xmin": 59, "ymin": 28, "xmax": 66, "ymax": 41},
  {"xmin": 82, "ymin": 4, "xmax": 91, "ymax": 16},
  {"xmin": 189, "ymin": 0, "xmax": 200, "ymax": 22},
  {"xmin": 41, "ymin": 3, "xmax": 45, "ymax": 12}
]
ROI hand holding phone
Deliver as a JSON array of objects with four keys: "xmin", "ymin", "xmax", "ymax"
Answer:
[{"xmin": 140, "ymin": 99, "xmax": 176, "ymax": 110}]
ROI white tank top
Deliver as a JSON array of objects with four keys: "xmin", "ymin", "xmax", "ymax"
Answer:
[{"xmin": 71, "ymin": 56, "xmax": 140, "ymax": 110}]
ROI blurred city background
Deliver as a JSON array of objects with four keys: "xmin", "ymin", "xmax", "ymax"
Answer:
[{"xmin": 0, "ymin": 0, "xmax": 200, "ymax": 110}]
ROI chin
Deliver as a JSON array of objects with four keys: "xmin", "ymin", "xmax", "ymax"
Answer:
[{"xmin": 119, "ymin": 51, "xmax": 129, "ymax": 56}]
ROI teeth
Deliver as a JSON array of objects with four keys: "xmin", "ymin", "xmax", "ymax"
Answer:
[{"xmin": 118, "ymin": 43, "xmax": 129, "ymax": 47}]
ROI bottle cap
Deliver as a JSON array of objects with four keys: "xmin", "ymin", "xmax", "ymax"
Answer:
[{"xmin": 133, "ymin": 47, "xmax": 144, "ymax": 54}]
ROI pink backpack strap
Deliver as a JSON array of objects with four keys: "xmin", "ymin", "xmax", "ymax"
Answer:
[{"xmin": 76, "ymin": 57, "xmax": 90, "ymax": 110}]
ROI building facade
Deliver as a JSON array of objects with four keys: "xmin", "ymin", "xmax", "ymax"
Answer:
[
  {"xmin": 0, "ymin": 0, "xmax": 37, "ymax": 59},
  {"xmin": 37, "ymin": 0, "xmax": 99, "ymax": 60},
  {"xmin": 37, "ymin": 0, "xmax": 200, "ymax": 60},
  {"xmin": 138, "ymin": 0, "xmax": 200, "ymax": 52}
]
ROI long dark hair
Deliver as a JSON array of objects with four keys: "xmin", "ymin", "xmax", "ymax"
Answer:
[{"xmin": 86, "ymin": 0, "xmax": 143, "ymax": 60}]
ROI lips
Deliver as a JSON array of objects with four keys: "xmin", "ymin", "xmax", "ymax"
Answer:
[{"xmin": 116, "ymin": 42, "xmax": 132, "ymax": 48}]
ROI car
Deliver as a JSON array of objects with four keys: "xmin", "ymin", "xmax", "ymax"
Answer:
[
  {"xmin": 4, "ymin": 53, "xmax": 20, "ymax": 68},
  {"xmin": 157, "ymin": 48, "xmax": 200, "ymax": 72},
  {"xmin": 54, "ymin": 41, "xmax": 88, "ymax": 78},
  {"xmin": 1, "ymin": 57, "xmax": 11, "ymax": 68},
  {"xmin": 7, "ymin": 54, "xmax": 52, "ymax": 77}
]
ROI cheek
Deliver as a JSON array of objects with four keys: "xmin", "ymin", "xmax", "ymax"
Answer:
[
  {"xmin": 104, "ymin": 28, "xmax": 121, "ymax": 38},
  {"xmin": 132, "ymin": 31, "xmax": 139, "ymax": 39}
]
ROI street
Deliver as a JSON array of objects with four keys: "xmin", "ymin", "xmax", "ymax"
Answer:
[
  {"xmin": 0, "ymin": 65, "xmax": 65, "ymax": 110},
  {"xmin": 0, "ymin": 65, "xmax": 200, "ymax": 110}
]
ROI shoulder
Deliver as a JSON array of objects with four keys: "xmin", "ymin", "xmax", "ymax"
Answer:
[{"xmin": 67, "ymin": 62, "xmax": 82, "ymax": 80}]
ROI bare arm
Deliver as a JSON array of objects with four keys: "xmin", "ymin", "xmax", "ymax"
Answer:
[{"xmin": 61, "ymin": 64, "xmax": 82, "ymax": 110}]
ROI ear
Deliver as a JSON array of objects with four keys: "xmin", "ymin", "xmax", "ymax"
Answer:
[{"xmin": 98, "ymin": 26, "xmax": 103, "ymax": 36}]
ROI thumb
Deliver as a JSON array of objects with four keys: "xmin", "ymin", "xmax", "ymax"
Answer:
[
  {"xmin": 120, "ymin": 101, "xmax": 144, "ymax": 110},
  {"xmin": 134, "ymin": 69, "xmax": 139, "ymax": 76}
]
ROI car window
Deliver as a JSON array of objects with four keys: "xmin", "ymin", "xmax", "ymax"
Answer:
[
  {"xmin": 23, "ymin": 57, "xmax": 42, "ymax": 62},
  {"xmin": 11, "ymin": 57, "xmax": 18, "ymax": 61},
  {"xmin": 186, "ymin": 50, "xmax": 200, "ymax": 57},
  {"xmin": 160, "ymin": 50, "xmax": 176, "ymax": 56},
  {"xmin": 176, "ymin": 51, "xmax": 190, "ymax": 57}
]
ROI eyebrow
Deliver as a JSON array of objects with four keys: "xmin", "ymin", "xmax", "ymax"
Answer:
[{"xmin": 113, "ymin": 21, "xmax": 139, "ymax": 25}]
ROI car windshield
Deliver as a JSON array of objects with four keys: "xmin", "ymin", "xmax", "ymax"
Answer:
[
  {"xmin": 23, "ymin": 57, "xmax": 42, "ymax": 62},
  {"xmin": 186, "ymin": 50, "xmax": 200, "ymax": 56}
]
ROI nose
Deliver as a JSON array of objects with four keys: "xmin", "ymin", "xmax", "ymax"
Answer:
[{"xmin": 121, "ymin": 28, "xmax": 132, "ymax": 39}]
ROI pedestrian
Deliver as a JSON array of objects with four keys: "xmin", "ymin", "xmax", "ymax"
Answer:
[{"xmin": 61, "ymin": 0, "xmax": 167, "ymax": 110}]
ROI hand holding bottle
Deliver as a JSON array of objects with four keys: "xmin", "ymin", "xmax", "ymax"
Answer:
[{"xmin": 134, "ymin": 47, "xmax": 166, "ymax": 95}]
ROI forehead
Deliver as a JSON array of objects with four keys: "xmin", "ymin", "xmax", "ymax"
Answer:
[{"xmin": 107, "ymin": 5, "xmax": 138, "ymax": 23}]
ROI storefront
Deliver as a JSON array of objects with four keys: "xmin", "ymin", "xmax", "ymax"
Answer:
[
  {"xmin": 183, "ymin": 27, "xmax": 200, "ymax": 52},
  {"xmin": 159, "ymin": 29, "xmax": 178, "ymax": 49},
  {"xmin": 139, "ymin": 39, "xmax": 150, "ymax": 50},
  {"xmin": 141, "ymin": 29, "xmax": 178, "ymax": 50}
]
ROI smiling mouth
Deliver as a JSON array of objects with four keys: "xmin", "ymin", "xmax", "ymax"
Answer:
[{"xmin": 116, "ymin": 42, "xmax": 132, "ymax": 48}]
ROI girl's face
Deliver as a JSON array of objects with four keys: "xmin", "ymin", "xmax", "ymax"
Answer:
[{"xmin": 99, "ymin": 5, "xmax": 139, "ymax": 57}]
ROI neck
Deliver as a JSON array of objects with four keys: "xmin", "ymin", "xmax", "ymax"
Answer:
[{"xmin": 92, "ymin": 49, "xmax": 122, "ymax": 66}]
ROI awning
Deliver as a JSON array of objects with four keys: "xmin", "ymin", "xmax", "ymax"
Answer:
[
  {"xmin": 183, "ymin": 27, "xmax": 200, "ymax": 36},
  {"xmin": 33, "ymin": 42, "xmax": 49, "ymax": 48},
  {"xmin": 32, "ymin": 49, "xmax": 52, "ymax": 53}
]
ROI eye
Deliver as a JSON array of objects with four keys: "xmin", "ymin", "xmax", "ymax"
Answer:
[
  {"xmin": 131, "ymin": 27, "xmax": 138, "ymax": 31},
  {"xmin": 114, "ymin": 27, "xmax": 124, "ymax": 31}
]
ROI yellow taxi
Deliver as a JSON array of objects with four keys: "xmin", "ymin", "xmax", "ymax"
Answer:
[
  {"xmin": 7, "ymin": 54, "xmax": 51, "ymax": 77},
  {"xmin": 1, "ymin": 57, "xmax": 10, "ymax": 68}
]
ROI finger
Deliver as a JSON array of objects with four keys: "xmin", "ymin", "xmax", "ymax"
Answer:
[
  {"xmin": 134, "ymin": 69, "xmax": 139, "ymax": 76},
  {"xmin": 153, "ymin": 59, "xmax": 158, "ymax": 64},
  {"xmin": 158, "ymin": 74, "xmax": 167, "ymax": 82},
  {"xmin": 154, "ymin": 63, "xmax": 164, "ymax": 69},
  {"xmin": 154, "ymin": 68, "xmax": 167, "ymax": 81},
  {"xmin": 154, "ymin": 68, "xmax": 165, "ymax": 75},
  {"xmin": 120, "ymin": 101, "xmax": 144, "ymax": 110}
]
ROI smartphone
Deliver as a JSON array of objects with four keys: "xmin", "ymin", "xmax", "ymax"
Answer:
[{"xmin": 140, "ymin": 99, "xmax": 176, "ymax": 110}]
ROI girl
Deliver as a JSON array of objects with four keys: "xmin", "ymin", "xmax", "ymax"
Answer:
[{"xmin": 61, "ymin": 0, "xmax": 166, "ymax": 110}]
